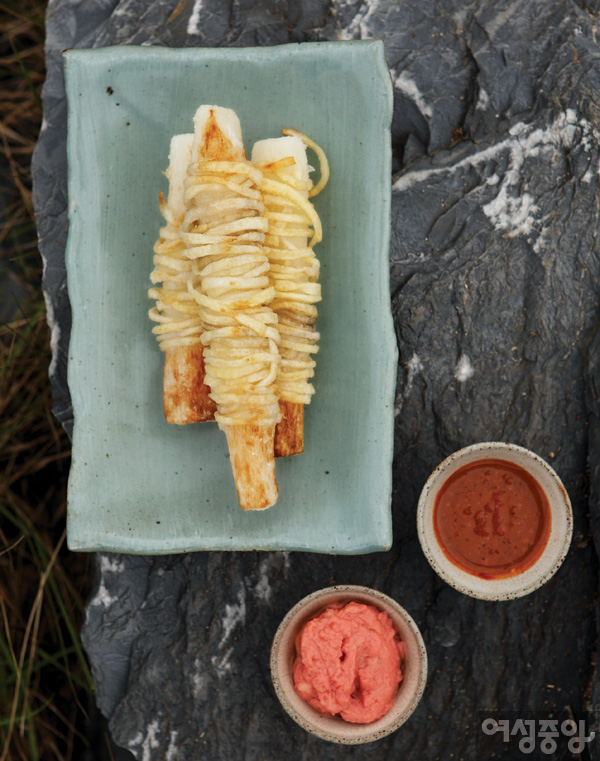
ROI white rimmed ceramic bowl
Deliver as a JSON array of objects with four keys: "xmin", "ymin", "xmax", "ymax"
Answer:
[
  {"xmin": 417, "ymin": 442, "xmax": 573, "ymax": 601},
  {"xmin": 270, "ymin": 585, "xmax": 427, "ymax": 744}
]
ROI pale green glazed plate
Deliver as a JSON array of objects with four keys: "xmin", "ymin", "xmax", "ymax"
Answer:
[{"xmin": 64, "ymin": 42, "xmax": 396, "ymax": 554}]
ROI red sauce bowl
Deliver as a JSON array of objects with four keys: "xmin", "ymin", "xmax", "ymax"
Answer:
[
  {"xmin": 417, "ymin": 443, "xmax": 573, "ymax": 600},
  {"xmin": 270, "ymin": 586, "xmax": 428, "ymax": 744}
]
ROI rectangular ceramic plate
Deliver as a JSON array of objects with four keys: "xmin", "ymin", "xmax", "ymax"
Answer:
[{"xmin": 64, "ymin": 42, "xmax": 395, "ymax": 554}]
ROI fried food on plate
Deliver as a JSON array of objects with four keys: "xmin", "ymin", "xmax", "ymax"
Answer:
[
  {"xmin": 149, "ymin": 133, "xmax": 216, "ymax": 424},
  {"xmin": 149, "ymin": 106, "xmax": 329, "ymax": 510},
  {"xmin": 180, "ymin": 106, "xmax": 280, "ymax": 510},
  {"xmin": 252, "ymin": 131, "xmax": 328, "ymax": 456}
]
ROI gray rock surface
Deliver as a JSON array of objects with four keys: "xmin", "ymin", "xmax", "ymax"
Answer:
[{"xmin": 32, "ymin": 0, "xmax": 600, "ymax": 759}]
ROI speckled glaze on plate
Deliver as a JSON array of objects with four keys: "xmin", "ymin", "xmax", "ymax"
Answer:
[
  {"xmin": 417, "ymin": 442, "xmax": 573, "ymax": 600},
  {"xmin": 270, "ymin": 586, "xmax": 428, "ymax": 744},
  {"xmin": 63, "ymin": 42, "xmax": 395, "ymax": 554}
]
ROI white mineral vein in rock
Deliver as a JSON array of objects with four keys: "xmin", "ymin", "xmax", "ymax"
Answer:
[
  {"xmin": 483, "ymin": 188, "xmax": 538, "ymax": 237},
  {"xmin": 483, "ymin": 0, "xmax": 523, "ymax": 38},
  {"xmin": 100, "ymin": 554, "xmax": 125, "ymax": 574},
  {"xmin": 89, "ymin": 581, "xmax": 117, "ymax": 609},
  {"xmin": 249, "ymin": 553, "xmax": 289, "ymax": 604},
  {"xmin": 394, "ymin": 137, "xmax": 510, "ymax": 193},
  {"xmin": 89, "ymin": 554, "xmax": 123, "ymax": 608},
  {"xmin": 406, "ymin": 352, "xmax": 424, "ymax": 391},
  {"xmin": 452, "ymin": 6, "xmax": 470, "ymax": 32},
  {"xmin": 394, "ymin": 110, "xmax": 600, "ymax": 239},
  {"xmin": 42, "ymin": 275, "xmax": 60, "ymax": 378},
  {"xmin": 211, "ymin": 647, "xmax": 233, "ymax": 676},
  {"xmin": 391, "ymin": 69, "xmax": 433, "ymax": 119},
  {"xmin": 337, "ymin": 0, "xmax": 379, "ymax": 39},
  {"xmin": 165, "ymin": 730, "xmax": 179, "ymax": 761},
  {"xmin": 533, "ymin": 227, "xmax": 550, "ymax": 254},
  {"xmin": 253, "ymin": 556, "xmax": 272, "ymax": 603},
  {"xmin": 219, "ymin": 584, "xmax": 246, "ymax": 648},
  {"xmin": 455, "ymin": 353, "xmax": 474, "ymax": 382},
  {"xmin": 396, "ymin": 352, "xmax": 424, "ymax": 417},
  {"xmin": 187, "ymin": 0, "xmax": 204, "ymax": 35},
  {"xmin": 136, "ymin": 719, "xmax": 160, "ymax": 761},
  {"xmin": 476, "ymin": 87, "xmax": 490, "ymax": 111}
]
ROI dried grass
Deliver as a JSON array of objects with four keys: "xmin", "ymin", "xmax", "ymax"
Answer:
[{"xmin": 1, "ymin": 2, "xmax": 96, "ymax": 759}]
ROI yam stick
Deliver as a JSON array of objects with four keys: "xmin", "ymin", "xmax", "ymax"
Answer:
[
  {"xmin": 149, "ymin": 134, "xmax": 216, "ymax": 424},
  {"xmin": 251, "ymin": 136, "xmax": 323, "ymax": 457},
  {"xmin": 225, "ymin": 424, "xmax": 277, "ymax": 511},
  {"xmin": 162, "ymin": 343, "xmax": 215, "ymax": 424},
  {"xmin": 181, "ymin": 106, "xmax": 279, "ymax": 510},
  {"xmin": 275, "ymin": 400, "xmax": 304, "ymax": 457}
]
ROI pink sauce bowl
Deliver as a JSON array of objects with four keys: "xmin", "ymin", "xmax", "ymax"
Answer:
[{"xmin": 270, "ymin": 585, "xmax": 428, "ymax": 744}]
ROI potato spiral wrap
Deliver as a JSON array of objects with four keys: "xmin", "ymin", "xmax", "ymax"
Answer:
[
  {"xmin": 148, "ymin": 192, "xmax": 206, "ymax": 352},
  {"xmin": 180, "ymin": 159, "xmax": 281, "ymax": 430},
  {"xmin": 261, "ymin": 169, "xmax": 322, "ymax": 406}
]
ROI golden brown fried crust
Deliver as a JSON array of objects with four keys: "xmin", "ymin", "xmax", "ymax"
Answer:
[
  {"xmin": 201, "ymin": 109, "xmax": 245, "ymax": 161},
  {"xmin": 160, "ymin": 109, "xmax": 244, "ymax": 426},
  {"xmin": 274, "ymin": 401, "xmax": 304, "ymax": 457},
  {"xmin": 163, "ymin": 345, "xmax": 216, "ymax": 424},
  {"xmin": 226, "ymin": 424, "xmax": 278, "ymax": 510}
]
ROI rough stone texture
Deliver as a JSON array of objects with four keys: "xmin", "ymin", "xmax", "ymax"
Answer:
[{"xmin": 32, "ymin": 0, "xmax": 600, "ymax": 759}]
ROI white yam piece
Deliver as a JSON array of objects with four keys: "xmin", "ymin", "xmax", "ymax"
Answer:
[
  {"xmin": 149, "ymin": 133, "xmax": 216, "ymax": 424},
  {"xmin": 251, "ymin": 135, "xmax": 320, "ymax": 457},
  {"xmin": 183, "ymin": 106, "xmax": 280, "ymax": 510}
]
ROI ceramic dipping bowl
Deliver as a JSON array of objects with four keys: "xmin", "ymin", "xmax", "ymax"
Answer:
[
  {"xmin": 270, "ymin": 585, "xmax": 427, "ymax": 744},
  {"xmin": 417, "ymin": 442, "xmax": 573, "ymax": 601}
]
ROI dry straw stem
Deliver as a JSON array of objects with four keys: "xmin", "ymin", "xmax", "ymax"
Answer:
[{"xmin": 1, "ymin": 2, "xmax": 96, "ymax": 760}]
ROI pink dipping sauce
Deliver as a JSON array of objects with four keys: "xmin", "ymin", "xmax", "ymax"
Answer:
[{"xmin": 292, "ymin": 601, "xmax": 406, "ymax": 724}]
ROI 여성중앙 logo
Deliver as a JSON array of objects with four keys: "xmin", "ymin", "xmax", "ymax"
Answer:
[{"xmin": 476, "ymin": 711, "xmax": 597, "ymax": 759}]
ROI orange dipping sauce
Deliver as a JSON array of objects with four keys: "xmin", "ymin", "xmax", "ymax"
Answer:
[{"xmin": 433, "ymin": 458, "xmax": 551, "ymax": 580}]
